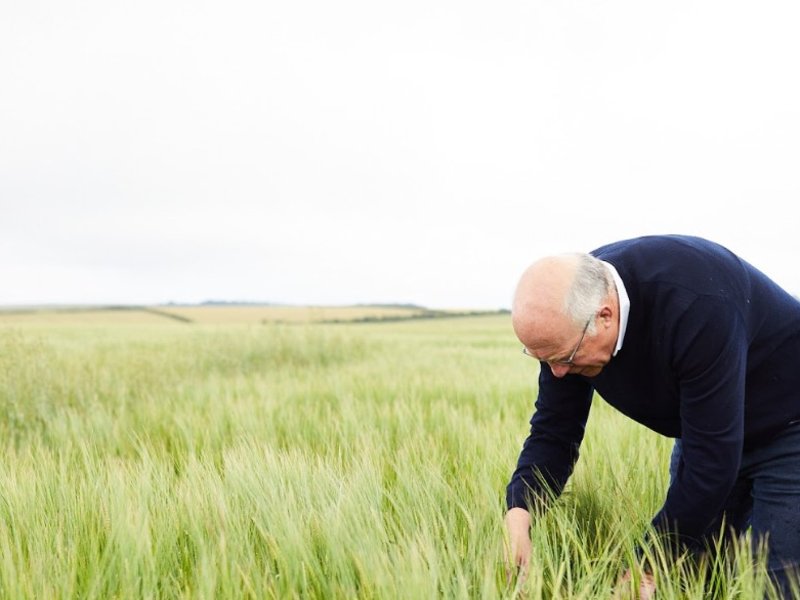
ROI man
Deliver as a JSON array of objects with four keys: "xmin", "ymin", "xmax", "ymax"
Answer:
[{"xmin": 505, "ymin": 235, "xmax": 800, "ymax": 597}]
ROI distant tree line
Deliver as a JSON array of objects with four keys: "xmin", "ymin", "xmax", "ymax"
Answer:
[{"xmin": 321, "ymin": 308, "xmax": 510, "ymax": 324}]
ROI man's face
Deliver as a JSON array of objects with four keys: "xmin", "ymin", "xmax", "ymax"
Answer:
[
  {"xmin": 520, "ymin": 315, "xmax": 610, "ymax": 379},
  {"xmin": 512, "ymin": 257, "xmax": 617, "ymax": 379}
]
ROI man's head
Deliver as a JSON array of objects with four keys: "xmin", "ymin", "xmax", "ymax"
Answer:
[{"xmin": 512, "ymin": 253, "xmax": 618, "ymax": 378}]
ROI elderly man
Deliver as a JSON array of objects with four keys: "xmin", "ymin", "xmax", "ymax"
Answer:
[{"xmin": 505, "ymin": 234, "xmax": 800, "ymax": 597}]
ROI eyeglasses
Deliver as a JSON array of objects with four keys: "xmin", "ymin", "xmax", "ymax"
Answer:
[{"xmin": 522, "ymin": 317, "xmax": 592, "ymax": 365}]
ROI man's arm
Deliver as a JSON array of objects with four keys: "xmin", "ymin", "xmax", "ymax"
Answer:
[
  {"xmin": 504, "ymin": 368, "xmax": 593, "ymax": 577},
  {"xmin": 651, "ymin": 298, "xmax": 747, "ymax": 549},
  {"xmin": 506, "ymin": 367, "xmax": 594, "ymax": 510}
]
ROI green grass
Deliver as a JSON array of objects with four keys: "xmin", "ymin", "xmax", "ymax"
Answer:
[{"xmin": 0, "ymin": 315, "xmax": 786, "ymax": 598}]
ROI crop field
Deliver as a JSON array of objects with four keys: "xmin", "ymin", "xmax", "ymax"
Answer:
[{"xmin": 0, "ymin": 309, "xmax": 783, "ymax": 598}]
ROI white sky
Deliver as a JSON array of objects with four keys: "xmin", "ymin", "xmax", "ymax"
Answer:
[{"xmin": 2, "ymin": 1, "xmax": 799, "ymax": 309}]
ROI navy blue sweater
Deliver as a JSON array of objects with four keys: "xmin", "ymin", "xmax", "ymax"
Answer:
[{"xmin": 506, "ymin": 235, "xmax": 800, "ymax": 546}]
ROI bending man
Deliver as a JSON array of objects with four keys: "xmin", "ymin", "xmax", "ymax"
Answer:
[{"xmin": 506, "ymin": 235, "xmax": 800, "ymax": 596}]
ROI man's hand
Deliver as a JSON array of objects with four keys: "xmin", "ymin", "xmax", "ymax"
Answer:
[
  {"xmin": 613, "ymin": 568, "xmax": 656, "ymax": 600},
  {"xmin": 503, "ymin": 507, "xmax": 532, "ymax": 584}
]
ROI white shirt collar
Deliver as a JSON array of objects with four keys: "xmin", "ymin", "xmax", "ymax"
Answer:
[{"xmin": 601, "ymin": 260, "xmax": 629, "ymax": 356}]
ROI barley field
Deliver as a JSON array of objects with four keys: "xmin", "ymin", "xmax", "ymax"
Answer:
[{"xmin": 0, "ymin": 309, "xmax": 783, "ymax": 598}]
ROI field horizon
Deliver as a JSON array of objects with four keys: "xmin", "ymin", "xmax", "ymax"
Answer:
[{"xmin": 0, "ymin": 303, "xmax": 509, "ymax": 326}]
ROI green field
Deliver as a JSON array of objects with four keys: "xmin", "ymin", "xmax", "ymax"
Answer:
[{"xmin": 0, "ymin": 310, "xmax": 781, "ymax": 598}]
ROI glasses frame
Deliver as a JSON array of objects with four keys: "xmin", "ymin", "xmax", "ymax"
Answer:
[{"xmin": 522, "ymin": 316, "xmax": 592, "ymax": 365}]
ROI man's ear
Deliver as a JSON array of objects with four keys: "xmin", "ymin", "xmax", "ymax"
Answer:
[{"xmin": 598, "ymin": 305, "xmax": 614, "ymax": 328}]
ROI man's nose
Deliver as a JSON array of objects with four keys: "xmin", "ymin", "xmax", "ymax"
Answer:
[{"xmin": 549, "ymin": 363, "xmax": 571, "ymax": 378}]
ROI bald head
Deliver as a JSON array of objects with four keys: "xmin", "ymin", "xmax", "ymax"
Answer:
[
  {"xmin": 514, "ymin": 252, "xmax": 614, "ymax": 342},
  {"xmin": 512, "ymin": 255, "xmax": 581, "ymax": 347},
  {"xmin": 513, "ymin": 252, "xmax": 617, "ymax": 375}
]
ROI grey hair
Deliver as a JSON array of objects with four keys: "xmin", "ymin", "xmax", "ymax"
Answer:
[{"xmin": 563, "ymin": 253, "xmax": 612, "ymax": 335}]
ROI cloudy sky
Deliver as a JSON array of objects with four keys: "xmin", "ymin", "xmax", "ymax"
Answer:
[{"xmin": 2, "ymin": 1, "xmax": 799, "ymax": 309}]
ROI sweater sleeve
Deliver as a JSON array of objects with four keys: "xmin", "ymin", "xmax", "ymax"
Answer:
[
  {"xmin": 506, "ymin": 367, "xmax": 594, "ymax": 511},
  {"xmin": 651, "ymin": 297, "xmax": 747, "ymax": 548}
]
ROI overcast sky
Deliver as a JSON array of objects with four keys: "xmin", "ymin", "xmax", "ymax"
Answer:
[{"xmin": 2, "ymin": 1, "xmax": 799, "ymax": 309}]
